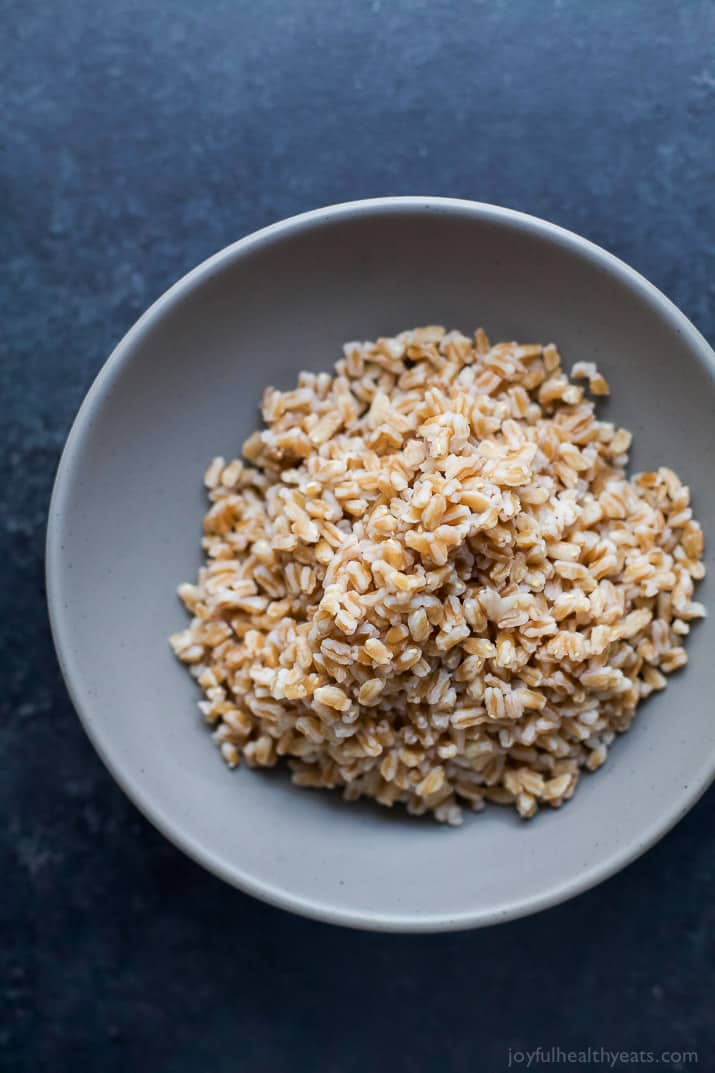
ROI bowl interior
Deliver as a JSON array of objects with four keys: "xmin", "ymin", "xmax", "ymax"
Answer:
[{"xmin": 48, "ymin": 200, "xmax": 715, "ymax": 930}]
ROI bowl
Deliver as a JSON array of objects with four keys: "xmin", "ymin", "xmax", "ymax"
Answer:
[{"xmin": 47, "ymin": 197, "xmax": 715, "ymax": 931}]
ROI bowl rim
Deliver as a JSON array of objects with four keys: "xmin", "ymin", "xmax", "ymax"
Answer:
[{"xmin": 46, "ymin": 196, "xmax": 715, "ymax": 932}]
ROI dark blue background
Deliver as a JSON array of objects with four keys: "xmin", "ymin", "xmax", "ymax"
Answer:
[{"xmin": 3, "ymin": 2, "xmax": 714, "ymax": 1070}]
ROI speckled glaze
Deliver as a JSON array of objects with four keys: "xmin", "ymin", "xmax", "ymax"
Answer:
[{"xmin": 46, "ymin": 198, "xmax": 715, "ymax": 931}]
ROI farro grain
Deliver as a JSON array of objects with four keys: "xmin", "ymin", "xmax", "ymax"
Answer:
[{"xmin": 171, "ymin": 327, "xmax": 706, "ymax": 823}]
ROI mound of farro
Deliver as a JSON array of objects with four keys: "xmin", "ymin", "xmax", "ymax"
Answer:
[{"xmin": 171, "ymin": 327, "xmax": 706, "ymax": 823}]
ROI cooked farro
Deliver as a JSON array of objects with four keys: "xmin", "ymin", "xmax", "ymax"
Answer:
[{"xmin": 170, "ymin": 327, "xmax": 706, "ymax": 824}]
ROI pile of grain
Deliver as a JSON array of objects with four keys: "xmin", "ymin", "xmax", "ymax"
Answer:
[{"xmin": 171, "ymin": 327, "xmax": 705, "ymax": 823}]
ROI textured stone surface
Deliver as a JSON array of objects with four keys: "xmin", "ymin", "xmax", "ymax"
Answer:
[{"xmin": 2, "ymin": 1, "xmax": 714, "ymax": 1069}]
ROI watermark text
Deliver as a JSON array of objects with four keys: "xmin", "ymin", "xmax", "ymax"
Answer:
[{"xmin": 507, "ymin": 1046, "xmax": 698, "ymax": 1069}]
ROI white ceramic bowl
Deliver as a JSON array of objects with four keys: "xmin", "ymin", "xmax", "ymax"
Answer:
[{"xmin": 47, "ymin": 198, "xmax": 715, "ymax": 931}]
